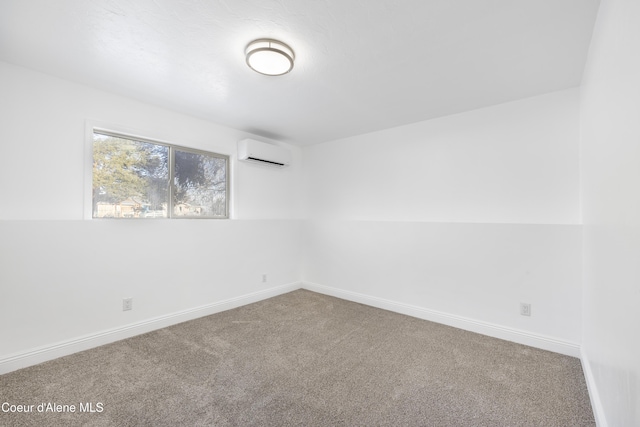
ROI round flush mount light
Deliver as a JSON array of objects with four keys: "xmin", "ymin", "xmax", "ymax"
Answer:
[{"xmin": 245, "ymin": 39, "xmax": 295, "ymax": 76}]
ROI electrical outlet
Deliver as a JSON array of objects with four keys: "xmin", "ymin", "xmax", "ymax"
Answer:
[
  {"xmin": 520, "ymin": 303, "xmax": 531, "ymax": 316},
  {"xmin": 123, "ymin": 298, "xmax": 133, "ymax": 311},
  {"xmin": 262, "ymin": 274, "xmax": 267, "ymax": 283}
]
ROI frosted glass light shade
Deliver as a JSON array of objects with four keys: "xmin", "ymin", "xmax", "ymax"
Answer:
[{"xmin": 245, "ymin": 39, "xmax": 294, "ymax": 76}]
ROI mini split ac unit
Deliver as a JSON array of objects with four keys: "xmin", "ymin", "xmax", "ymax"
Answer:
[{"xmin": 238, "ymin": 139, "xmax": 291, "ymax": 167}]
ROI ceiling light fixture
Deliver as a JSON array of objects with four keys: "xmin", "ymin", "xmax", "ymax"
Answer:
[{"xmin": 245, "ymin": 39, "xmax": 295, "ymax": 76}]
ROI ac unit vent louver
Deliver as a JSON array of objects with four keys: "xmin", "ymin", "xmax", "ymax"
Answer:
[{"xmin": 246, "ymin": 157, "xmax": 285, "ymax": 166}]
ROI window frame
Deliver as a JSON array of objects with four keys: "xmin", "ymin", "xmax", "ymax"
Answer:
[{"xmin": 86, "ymin": 125, "xmax": 231, "ymax": 220}]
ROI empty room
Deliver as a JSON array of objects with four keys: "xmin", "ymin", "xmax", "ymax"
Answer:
[{"xmin": 0, "ymin": 0, "xmax": 638, "ymax": 425}]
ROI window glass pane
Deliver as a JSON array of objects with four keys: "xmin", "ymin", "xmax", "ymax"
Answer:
[
  {"xmin": 92, "ymin": 133, "xmax": 169, "ymax": 218},
  {"xmin": 173, "ymin": 149, "xmax": 227, "ymax": 217}
]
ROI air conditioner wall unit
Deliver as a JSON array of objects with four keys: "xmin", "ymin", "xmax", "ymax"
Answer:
[{"xmin": 238, "ymin": 138, "xmax": 291, "ymax": 167}]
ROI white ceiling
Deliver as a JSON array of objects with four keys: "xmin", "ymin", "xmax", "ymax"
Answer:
[{"xmin": 0, "ymin": 0, "xmax": 600, "ymax": 146}]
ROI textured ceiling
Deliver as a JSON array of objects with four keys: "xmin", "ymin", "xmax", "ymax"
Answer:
[{"xmin": 0, "ymin": 0, "xmax": 600, "ymax": 145}]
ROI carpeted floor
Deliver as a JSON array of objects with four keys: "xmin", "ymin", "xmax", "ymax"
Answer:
[{"xmin": 1, "ymin": 290, "xmax": 594, "ymax": 426}]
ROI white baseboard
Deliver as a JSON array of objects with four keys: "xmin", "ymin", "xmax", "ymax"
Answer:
[
  {"xmin": 580, "ymin": 348, "xmax": 608, "ymax": 427},
  {"xmin": 0, "ymin": 282, "xmax": 301, "ymax": 375},
  {"xmin": 302, "ymin": 282, "xmax": 581, "ymax": 358}
]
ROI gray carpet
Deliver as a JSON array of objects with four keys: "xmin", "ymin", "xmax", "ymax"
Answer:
[{"xmin": 1, "ymin": 290, "xmax": 594, "ymax": 426}]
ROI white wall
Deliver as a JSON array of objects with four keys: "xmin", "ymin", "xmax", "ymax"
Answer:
[
  {"xmin": 0, "ymin": 220, "xmax": 301, "ymax": 357},
  {"xmin": 302, "ymin": 90, "xmax": 583, "ymax": 355},
  {"xmin": 304, "ymin": 89, "xmax": 580, "ymax": 224},
  {"xmin": 304, "ymin": 221, "xmax": 582, "ymax": 350},
  {"xmin": 0, "ymin": 56, "xmax": 586, "ymax": 377},
  {"xmin": 580, "ymin": 0, "xmax": 640, "ymax": 425},
  {"xmin": 0, "ymin": 61, "xmax": 304, "ymax": 221},
  {"xmin": 0, "ymin": 61, "xmax": 304, "ymax": 370}
]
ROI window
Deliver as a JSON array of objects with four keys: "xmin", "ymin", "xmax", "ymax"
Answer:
[{"xmin": 92, "ymin": 130, "xmax": 229, "ymax": 219}]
